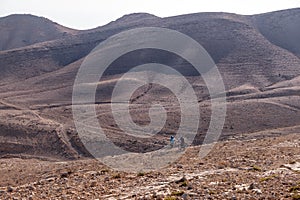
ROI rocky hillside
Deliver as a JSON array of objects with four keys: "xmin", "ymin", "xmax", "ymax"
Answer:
[
  {"xmin": 0, "ymin": 9, "xmax": 299, "ymax": 159},
  {"xmin": 0, "ymin": 14, "xmax": 78, "ymax": 51}
]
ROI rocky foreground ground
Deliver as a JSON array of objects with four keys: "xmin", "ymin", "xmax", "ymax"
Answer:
[{"xmin": 0, "ymin": 133, "xmax": 299, "ymax": 200}]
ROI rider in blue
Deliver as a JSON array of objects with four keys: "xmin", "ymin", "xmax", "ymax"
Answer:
[{"xmin": 170, "ymin": 136, "xmax": 175, "ymax": 148}]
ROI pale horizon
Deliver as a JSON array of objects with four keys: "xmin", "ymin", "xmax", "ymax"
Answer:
[{"xmin": 1, "ymin": 0, "xmax": 300, "ymax": 30}]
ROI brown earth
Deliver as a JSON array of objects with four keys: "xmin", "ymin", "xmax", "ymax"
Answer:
[
  {"xmin": 0, "ymin": 8, "xmax": 299, "ymax": 199},
  {"xmin": 0, "ymin": 14, "xmax": 78, "ymax": 51},
  {"xmin": 0, "ymin": 9, "xmax": 300, "ymax": 159},
  {"xmin": 0, "ymin": 133, "xmax": 299, "ymax": 199}
]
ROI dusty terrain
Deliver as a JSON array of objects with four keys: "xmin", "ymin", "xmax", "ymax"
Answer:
[
  {"xmin": 0, "ymin": 133, "xmax": 299, "ymax": 199},
  {"xmin": 0, "ymin": 14, "xmax": 78, "ymax": 51},
  {"xmin": 0, "ymin": 8, "xmax": 299, "ymax": 199},
  {"xmin": 0, "ymin": 8, "xmax": 299, "ymax": 159}
]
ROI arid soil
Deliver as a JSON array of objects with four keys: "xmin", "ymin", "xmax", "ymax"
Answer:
[
  {"xmin": 0, "ymin": 133, "xmax": 299, "ymax": 199},
  {"xmin": 0, "ymin": 8, "xmax": 300, "ymax": 200},
  {"xmin": 0, "ymin": 9, "xmax": 300, "ymax": 159}
]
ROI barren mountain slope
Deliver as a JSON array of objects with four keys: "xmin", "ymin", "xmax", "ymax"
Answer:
[
  {"xmin": 253, "ymin": 8, "xmax": 300, "ymax": 58},
  {"xmin": 0, "ymin": 14, "xmax": 78, "ymax": 51},
  {"xmin": 0, "ymin": 9, "xmax": 299, "ymax": 159}
]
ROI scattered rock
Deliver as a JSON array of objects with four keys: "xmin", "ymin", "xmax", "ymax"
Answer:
[
  {"xmin": 235, "ymin": 184, "xmax": 249, "ymax": 191},
  {"xmin": 182, "ymin": 193, "xmax": 188, "ymax": 200},
  {"xmin": 177, "ymin": 164, "xmax": 183, "ymax": 169},
  {"xmin": 27, "ymin": 185, "xmax": 36, "ymax": 191},
  {"xmin": 0, "ymin": 133, "xmax": 298, "ymax": 199},
  {"xmin": 90, "ymin": 181, "xmax": 97, "ymax": 187},
  {"xmin": 7, "ymin": 186, "xmax": 14, "ymax": 192},
  {"xmin": 175, "ymin": 176, "xmax": 187, "ymax": 184},
  {"xmin": 46, "ymin": 177, "xmax": 55, "ymax": 182},
  {"xmin": 248, "ymin": 183, "xmax": 256, "ymax": 190},
  {"xmin": 252, "ymin": 188, "xmax": 262, "ymax": 194},
  {"xmin": 187, "ymin": 184, "xmax": 193, "ymax": 190},
  {"xmin": 60, "ymin": 171, "xmax": 72, "ymax": 178},
  {"xmin": 281, "ymin": 162, "xmax": 300, "ymax": 171},
  {"xmin": 231, "ymin": 196, "xmax": 237, "ymax": 200}
]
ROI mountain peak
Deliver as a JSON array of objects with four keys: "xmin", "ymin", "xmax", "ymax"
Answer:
[
  {"xmin": 1, "ymin": 14, "xmax": 54, "ymax": 24},
  {"xmin": 115, "ymin": 13, "xmax": 159, "ymax": 22},
  {"xmin": 0, "ymin": 14, "xmax": 77, "ymax": 51}
]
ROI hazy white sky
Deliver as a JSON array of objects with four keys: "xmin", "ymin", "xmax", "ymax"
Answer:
[{"xmin": 1, "ymin": 0, "xmax": 300, "ymax": 30}]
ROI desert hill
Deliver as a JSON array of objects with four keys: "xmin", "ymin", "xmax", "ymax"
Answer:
[
  {"xmin": 0, "ymin": 14, "xmax": 78, "ymax": 51},
  {"xmin": 0, "ymin": 9, "xmax": 299, "ymax": 159},
  {"xmin": 253, "ymin": 8, "xmax": 300, "ymax": 58}
]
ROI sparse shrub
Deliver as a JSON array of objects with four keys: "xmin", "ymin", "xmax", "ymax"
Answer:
[
  {"xmin": 112, "ymin": 173, "xmax": 121, "ymax": 179},
  {"xmin": 290, "ymin": 185, "xmax": 300, "ymax": 192},
  {"xmin": 100, "ymin": 169, "xmax": 109, "ymax": 174},
  {"xmin": 292, "ymin": 194, "xmax": 300, "ymax": 200},
  {"xmin": 260, "ymin": 175, "xmax": 277, "ymax": 182},
  {"xmin": 137, "ymin": 172, "xmax": 145, "ymax": 177},
  {"xmin": 164, "ymin": 197, "xmax": 177, "ymax": 200},
  {"xmin": 251, "ymin": 165, "xmax": 261, "ymax": 171},
  {"xmin": 217, "ymin": 161, "xmax": 228, "ymax": 169},
  {"xmin": 180, "ymin": 181, "xmax": 188, "ymax": 187},
  {"xmin": 208, "ymin": 190, "xmax": 217, "ymax": 195}
]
